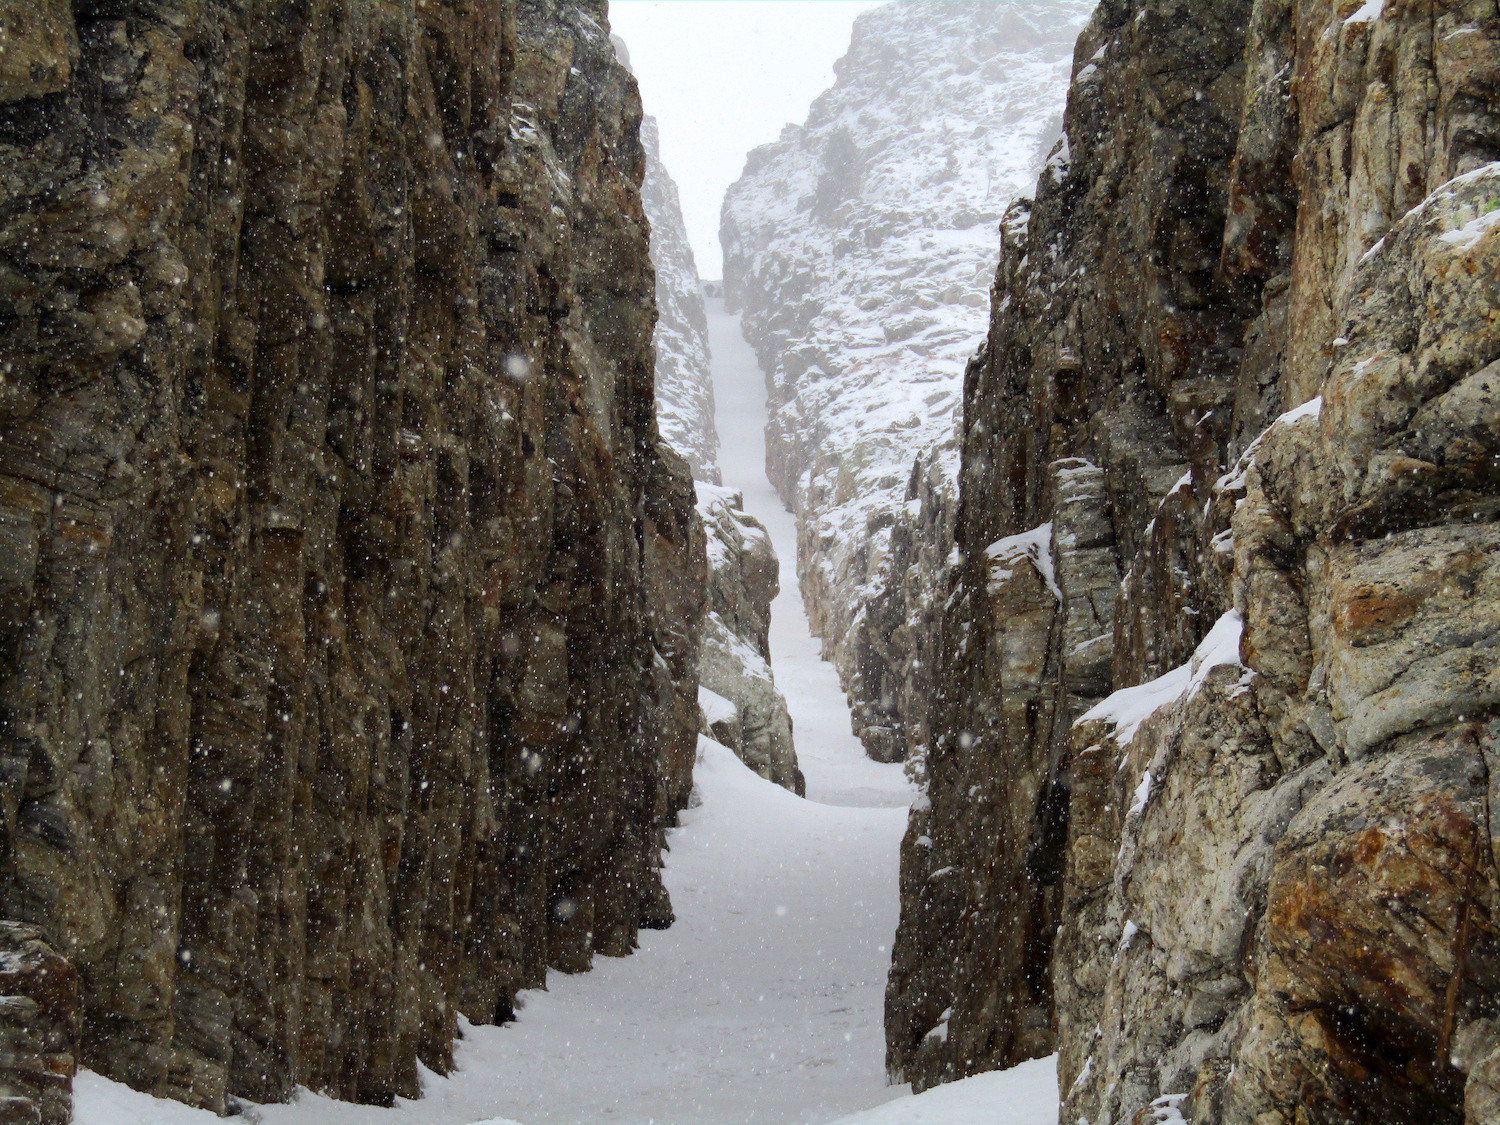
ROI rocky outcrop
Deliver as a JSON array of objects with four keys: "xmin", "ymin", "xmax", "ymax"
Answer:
[
  {"xmin": 697, "ymin": 487, "xmax": 801, "ymax": 795},
  {"xmin": 641, "ymin": 113, "xmax": 720, "ymax": 486},
  {"xmin": 888, "ymin": 2, "xmax": 1500, "ymax": 1122},
  {"xmin": 0, "ymin": 0, "xmax": 703, "ymax": 1114},
  {"xmin": 721, "ymin": 0, "xmax": 1090, "ymax": 764}
]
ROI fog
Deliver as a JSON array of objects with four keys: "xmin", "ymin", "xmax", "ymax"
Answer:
[{"xmin": 608, "ymin": 0, "xmax": 883, "ymax": 278}]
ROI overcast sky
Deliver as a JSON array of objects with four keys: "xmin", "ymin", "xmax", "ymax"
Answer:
[{"xmin": 608, "ymin": 0, "xmax": 885, "ymax": 279}]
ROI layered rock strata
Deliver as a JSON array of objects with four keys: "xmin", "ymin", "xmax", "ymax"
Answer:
[
  {"xmin": 697, "ymin": 486, "xmax": 801, "ymax": 794},
  {"xmin": 0, "ymin": 0, "xmax": 703, "ymax": 1114},
  {"xmin": 889, "ymin": 4, "xmax": 1500, "ymax": 1124},
  {"xmin": 721, "ymin": 0, "xmax": 1090, "ymax": 763}
]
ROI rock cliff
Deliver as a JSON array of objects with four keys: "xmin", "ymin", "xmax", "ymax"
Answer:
[
  {"xmin": 0, "ymin": 0, "xmax": 704, "ymax": 1116},
  {"xmin": 721, "ymin": 0, "xmax": 1090, "ymax": 764},
  {"xmin": 888, "ymin": 3, "xmax": 1500, "ymax": 1124}
]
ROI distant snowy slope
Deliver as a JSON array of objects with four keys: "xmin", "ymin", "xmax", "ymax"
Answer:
[
  {"xmin": 643, "ymin": 112, "xmax": 721, "ymax": 484},
  {"xmin": 721, "ymin": 0, "xmax": 1091, "ymax": 761}
]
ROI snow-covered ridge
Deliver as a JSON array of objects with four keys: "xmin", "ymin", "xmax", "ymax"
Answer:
[
  {"xmin": 722, "ymin": 0, "xmax": 1092, "ymax": 760},
  {"xmin": 640, "ymin": 112, "xmax": 720, "ymax": 484}
]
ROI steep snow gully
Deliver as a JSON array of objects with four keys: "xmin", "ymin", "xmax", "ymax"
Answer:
[{"xmin": 75, "ymin": 306, "xmax": 1062, "ymax": 1125}]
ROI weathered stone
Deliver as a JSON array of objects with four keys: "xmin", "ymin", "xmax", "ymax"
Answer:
[
  {"xmin": 696, "ymin": 487, "xmax": 800, "ymax": 794},
  {"xmin": 892, "ymin": 3, "xmax": 1500, "ymax": 1123},
  {"xmin": 0, "ymin": 0, "xmax": 704, "ymax": 1113}
]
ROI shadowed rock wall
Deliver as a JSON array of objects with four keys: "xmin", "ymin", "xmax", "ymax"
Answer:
[
  {"xmin": 0, "ymin": 0, "xmax": 703, "ymax": 1113},
  {"xmin": 889, "ymin": 3, "xmax": 1500, "ymax": 1122}
]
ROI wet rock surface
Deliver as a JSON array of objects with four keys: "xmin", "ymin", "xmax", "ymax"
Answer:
[
  {"xmin": 889, "ymin": 2, "xmax": 1500, "ymax": 1122},
  {"xmin": 0, "ymin": 0, "xmax": 703, "ymax": 1113}
]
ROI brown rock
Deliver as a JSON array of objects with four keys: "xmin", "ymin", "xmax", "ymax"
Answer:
[{"xmin": 0, "ymin": 0, "xmax": 703, "ymax": 1113}]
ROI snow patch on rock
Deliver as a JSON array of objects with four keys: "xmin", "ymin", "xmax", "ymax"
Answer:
[{"xmin": 1079, "ymin": 609, "xmax": 1245, "ymax": 747}]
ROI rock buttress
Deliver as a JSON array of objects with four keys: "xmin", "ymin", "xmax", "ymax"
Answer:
[
  {"xmin": 0, "ymin": 0, "xmax": 704, "ymax": 1112},
  {"xmin": 889, "ymin": 3, "xmax": 1500, "ymax": 1123},
  {"xmin": 696, "ymin": 485, "xmax": 801, "ymax": 794}
]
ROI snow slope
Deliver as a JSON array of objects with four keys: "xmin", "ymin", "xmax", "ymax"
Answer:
[
  {"xmin": 721, "ymin": 0, "xmax": 1091, "ymax": 761},
  {"xmin": 832, "ymin": 1055, "xmax": 1060, "ymax": 1125}
]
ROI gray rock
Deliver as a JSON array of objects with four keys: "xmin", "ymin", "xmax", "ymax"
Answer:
[{"xmin": 893, "ymin": 3, "xmax": 1500, "ymax": 1124}]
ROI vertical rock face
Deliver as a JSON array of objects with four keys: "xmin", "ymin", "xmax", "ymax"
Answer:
[
  {"xmin": 0, "ymin": 0, "xmax": 704, "ymax": 1113},
  {"xmin": 721, "ymin": 0, "xmax": 1090, "ymax": 764},
  {"xmin": 640, "ymin": 113, "xmax": 720, "ymax": 486},
  {"xmin": 890, "ymin": 3, "xmax": 1500, "ymax": 1123}
]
